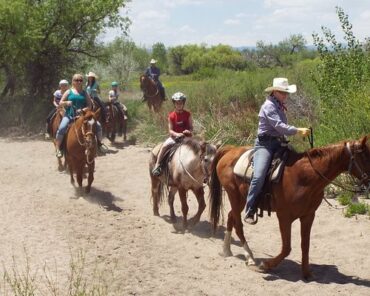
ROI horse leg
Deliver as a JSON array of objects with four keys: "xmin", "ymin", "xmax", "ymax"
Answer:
[
  {"xmin": 122, "ymin": 119, "xmax": 127, "ymax": 141},
  {"xmin": 300, "ymin": 213, "xmax": 315, "ymax": 280},
  {"xmin": 222, "ymin": 211, "xmax": 234, "ymax": 257},
  {"xmin": 262, "ymin": 215, "xmax": 292, "ymax": 271},
  {"xmin": 188, "ymin": 187, "xmax": 206, "ymax": 227},
  {"xmin": 178, "ymin": 188, "xmax": 189, "ymax": 229},
  {"xmin": 85, "ymin": 161, "xmax": 95, "ymax": 194},
  {"xmin": 150, "ymin": 175, "xmax": 161, "ymax": 216},
  {"xmin": 168, "ymin": 187, "xmax": 178, "ymax": 223}
]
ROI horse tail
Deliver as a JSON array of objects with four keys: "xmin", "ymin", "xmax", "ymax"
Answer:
[{"xmin": 209, "ymin": 145, "xmax": 234, "ymax": 233}]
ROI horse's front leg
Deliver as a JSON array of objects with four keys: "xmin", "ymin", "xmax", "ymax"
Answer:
[
  {"xmin": 178, "ymin": 188, "xmax": 189, "ymax": 229},
  {"xmin": 262, "ymin": 214, "xmax": 292, "ymax": 271},
  {"xmin": 300, "ymin": 213, "xmax": 315, "ymax": 280},
  {"xmin": 150, "ymin": 175, "xmax": 161, "ymax": 216},
  {"xmin": 168, "ymin": 187, "xmax": 178, "ymax": 223},
  {"xmin": 86, "ymin": 160, "xmax": 95, "ymax": 193},
  {"xmin": 188, "ymin": 187, "xmax": 206, "ymax": 226}
]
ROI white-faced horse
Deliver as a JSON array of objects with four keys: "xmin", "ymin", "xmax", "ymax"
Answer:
[{"xmin": 149, "ymin": 137, "xmax": 218, "ymax": 230}]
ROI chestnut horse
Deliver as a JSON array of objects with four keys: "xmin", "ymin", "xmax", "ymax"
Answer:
[
  {"xmin": 49, "ymin": 107, "xmax": 65, "ymax": 171},
  {"xmin": 140, "ymin": 74, "xmax": 163, "ymax": 112},
  {"xmin": 149, "ymin": 137, "xmax": 218, "ymax": 230},
  {"xmin": 64, "ymin": 109, "xmax": 100, "ymax": 194},
  {"xmin": 209, "ymin": 135, "xmax": 370, "ymax": 279}
]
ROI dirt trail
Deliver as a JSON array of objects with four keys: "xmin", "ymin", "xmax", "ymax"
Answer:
[{"xmin": 0, "ymin": 136, "xmax": 369, "ymax": 295}]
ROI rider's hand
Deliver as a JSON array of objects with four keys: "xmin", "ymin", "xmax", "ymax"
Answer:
[
  {"xmin": 297, "ymin": 128, "xmax": 310, "ymax": 137},
  {"xmin": 66, "ymin": 101, "xmax": 72, "ymax": 107},
  {"xmin": 182, "ymin": 130, "xmax": 192, "ymax": 137}
]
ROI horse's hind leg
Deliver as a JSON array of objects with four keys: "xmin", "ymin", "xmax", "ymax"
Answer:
[
  {"xmin": 188, "ymin": 187, "xmax": 206, "ymax": 227},
  {"xmin": 168, "ymin": 187, "xmax": 178, "ymax": 223},
  {"xmin": 150, "ymin": 175, "xmax": 161, "ymax": 216},
  {"xmin": 85, "ymin": 161, "xmax": 95, "ymax": 194},
  {"xmin": 178, "ymin": 188, "xmax": 189, "ymax": 229},
  {"xmin": 222, "ymin": 211, "xmax": 234, "ymax": 257}
]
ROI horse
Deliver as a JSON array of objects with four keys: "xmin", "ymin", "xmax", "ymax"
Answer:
[
  {"xmin": 140, "ymin": 74, "xmax": 163, "ymax": 112},
  {"xmin": 209, "ymin": 135, "xmax": 370, "ymax": 279},
  {"xmin": 63, "ymin": 109, "xmax": 101, "ymax": 194},
  {"xmin": 49, "ymin": 107, "xmax": 66, "ymax": 171},
  {"xmin": 105, "ymin": 102, "xmax": 128, "ymax": 143},
  {"xmin": 149, "ymin": 137, "xmax": 219, "ymax": 230},
  {"xmin": 104, "ymin": 102, "xmax": 118, "ymax": 143}
]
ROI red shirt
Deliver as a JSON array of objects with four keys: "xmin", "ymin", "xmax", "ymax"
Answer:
[{"xmin": 168, "ymin": 110, "xmax": 191, "ymax": 133}]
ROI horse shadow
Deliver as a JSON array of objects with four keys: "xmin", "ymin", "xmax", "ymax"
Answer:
[
  {"xmin": 255, "ymin": 259, "xmax": 370, "ymax": 286},
  {"xmin": 78, "ymin": 187, "xmax": 123, "ymax": 212}
]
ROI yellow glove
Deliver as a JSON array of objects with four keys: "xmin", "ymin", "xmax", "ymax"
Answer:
[{"xmin": 297, "ymin": 128, "xmax": 310, "ymax": 137}]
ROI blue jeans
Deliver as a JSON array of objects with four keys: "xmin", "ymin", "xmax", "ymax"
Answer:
[
  {"xmin": 56, "ymin": 116, "xmax": 103, "ymax": 143},
  {"xmin": 245, "ymin": 138, "xmax": 281, "ymax": 214}
]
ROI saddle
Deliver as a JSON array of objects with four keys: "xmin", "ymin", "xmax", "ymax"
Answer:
[{"xmin": 233, "ymin": 147, "xmax": 290, "ymax": 217}]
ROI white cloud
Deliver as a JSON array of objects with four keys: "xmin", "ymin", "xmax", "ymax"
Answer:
[
  {"xmin": 224, "ymin": 19, "xmax": 241, "ymax": 25},
  {"xmin": 179, "ymin": 25, "xmax": 196, "ymax": 33}
]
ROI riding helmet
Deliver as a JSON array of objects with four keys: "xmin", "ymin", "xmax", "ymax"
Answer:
[
  {"xmin": 171, "ymin": 92, "xmax": 186, "ymax": 102},
  {"xmin": 111, "ymin": 81, "xmax": 119, "ymax": 87}
]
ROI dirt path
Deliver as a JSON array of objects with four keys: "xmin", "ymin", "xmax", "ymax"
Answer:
[{"xmin": 0, "ymin": 136, "xmax": 369, "ymax": 295}]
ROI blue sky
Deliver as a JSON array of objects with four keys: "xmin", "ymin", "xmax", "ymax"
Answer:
[{"xmin": 103, "ymin": 0, "xmax": 370, "ymax": 47}]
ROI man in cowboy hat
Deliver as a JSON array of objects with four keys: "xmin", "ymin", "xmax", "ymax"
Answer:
[
  {"xmin": 145, "ymin": 59, "xmax": 165, "ymax": 100},
  {"xmin": 244, "ymin": 77, "xmax": 310, "ymax": 225}
]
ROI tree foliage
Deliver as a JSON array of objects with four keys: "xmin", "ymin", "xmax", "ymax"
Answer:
[{"xmin": 0, "ymin": 0, "xmax": 130, "ymax": 99}]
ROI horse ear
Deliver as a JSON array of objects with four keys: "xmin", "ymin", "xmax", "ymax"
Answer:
[
  {"xmin": 200, "ymin": 141, "xmax": 207, "ymax": 153},
  {"xmin": 215, "ymin": 140, "xmax": 222, "ymax": 149}
]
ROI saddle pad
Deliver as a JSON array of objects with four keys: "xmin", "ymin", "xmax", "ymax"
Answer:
[
  {"xmin": 151, "ymin": 143, "xmax": 163, "ymax": 157},
  {"xmin": 233, "ymin": 149, "xmax": 254, "ymax": 179}
]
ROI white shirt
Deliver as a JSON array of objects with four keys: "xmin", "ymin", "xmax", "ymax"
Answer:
[{"xmin": 109, "ymin": 89, "xmax": 120, "ymax": 103}]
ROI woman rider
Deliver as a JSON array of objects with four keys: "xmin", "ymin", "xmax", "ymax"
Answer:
[{"xmin": 54, "ymin": 73, "xmax": 108, "ymax": 158}]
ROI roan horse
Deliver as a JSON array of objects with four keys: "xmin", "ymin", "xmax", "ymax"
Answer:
[
  {"xmin": 63, "ymin": 109, "xmax": 101, "ymax": 194},
  {"xmin": 149, "ymin": 137, "xmax": 218, "ymax": 230},
  {"xmin": 49, "ymin": 107, "xmax": 65, "ymax": 171},
  {"xmin": 140, "ymin": 74, "xmax": 163, "ymax": 112},
  {"xmin": 209, "ymin": 135, "xmax": 370, "ymax": 279},
  {"xmin": 105, "ymin": 102, "xmax": 127, "ymax": 143}
]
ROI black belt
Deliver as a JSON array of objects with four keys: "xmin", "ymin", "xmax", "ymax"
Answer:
[{"xmin": 258, "ymin": 134, "xmax": 285, "ymax": 142}]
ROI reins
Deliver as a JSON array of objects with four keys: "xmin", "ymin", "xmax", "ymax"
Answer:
[{"xmin": 142, "ymin": 76, "xmax": 159, "ymax": 98}]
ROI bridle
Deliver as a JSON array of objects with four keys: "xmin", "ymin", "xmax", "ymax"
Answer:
[
  {"xmin": 306, "ymin": 142, "xmax": 369, "ymax": 194},
  {"xmin": 74, "ymin": 116, "xmax": 96, "ymax": 164}
]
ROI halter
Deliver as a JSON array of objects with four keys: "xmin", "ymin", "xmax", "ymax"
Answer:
[{"xmin": 306, "ymin": 142, "xmax": 369, "ymax": 194}]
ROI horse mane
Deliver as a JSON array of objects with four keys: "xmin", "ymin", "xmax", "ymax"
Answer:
[{"xmin": 182, "ymin": 137, "xmax": 203, "ymax": 155}]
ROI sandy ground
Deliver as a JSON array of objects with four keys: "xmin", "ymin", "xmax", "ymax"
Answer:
[{"xmin": 0, "ymin": 135, "xmax": 369, "ymax": 295}]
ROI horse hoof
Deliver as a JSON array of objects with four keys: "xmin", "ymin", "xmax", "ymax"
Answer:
[
  {"xmin": 220, "ymin": 250, "xmax": 233, "ymax": 257},
  {"xmin": 302, "ymin": 271, "xmax": 314, "ymax": 281},
  {"xmin": 153, "ymin": 212, "xmax": 160, "ymax": 216}
]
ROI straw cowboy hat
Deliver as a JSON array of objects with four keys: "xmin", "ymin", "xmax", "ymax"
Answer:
[
  {"xmin": 264, "ymin": 77, "xmax": 296, "ymax": 93},
  {"xmin": 86, "ymin": 72, "xmax": 98, "ymax": 79},
  {"xmin": 150, "ymin": 59, "xmax": 157, "ymax": 64}
]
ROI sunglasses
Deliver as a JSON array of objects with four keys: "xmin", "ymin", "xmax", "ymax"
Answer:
[{"xmin": 74, "ymin": 79, "xmax": 83, "ymax": 82}]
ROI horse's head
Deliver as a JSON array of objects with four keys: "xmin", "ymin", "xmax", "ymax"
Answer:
[
  {"xmin": 139, "ymin": 74, "xmax": 147, "ymax": 91},
  {"xmin": 79, "ymin": 109, "xmax": 98, "ymax": 151},
  {"xmin": 199, "ymin": 141, "xmax": 221, "ymax": 184},
  {"xmin": 347, "ymin": 135, "xmax": 370, "ymax": 187}
]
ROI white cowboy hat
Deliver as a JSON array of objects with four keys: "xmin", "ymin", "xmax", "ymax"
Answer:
[
  {"xmin": 264, "ymin": 77, "xmax": 296, "ymax": 93},
  {"xmin": 86, "ymin": 72, "xmax": 98, "ymax": 78},
  {"xmin": 150, "ymin": 59, "xmax": 157, "ymax": 64}
]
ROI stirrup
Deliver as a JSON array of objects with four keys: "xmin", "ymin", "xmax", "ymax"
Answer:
[
  {"xmin": 98, "ymin": 143, "xmax": 108, "ymax": 153},
  {"xmin": 244, "ymin": 210, "xmax": 257, "ymax": 225}
]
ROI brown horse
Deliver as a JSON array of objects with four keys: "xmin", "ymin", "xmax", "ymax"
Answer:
[
  {"xmin": 149, "ymin": 137, "xmax": 218, "ymax": 230},
  {"xmin": 140, "ymin": 74, "xmax": 163, "ymax": 112},
  {"xmin": 49, "ymin": 107, "xmax": 65, "ymax": 171},
  {"xmin": 105, "ymin": 102, "xmax": 128, "ymax": 143},
  {"xmin": 64, "ymin": 109, "xmax": 100, "ymax": 194},
  {"xmin": 209, "ymin": 135, "xmax": 370, "ymax": 279}
]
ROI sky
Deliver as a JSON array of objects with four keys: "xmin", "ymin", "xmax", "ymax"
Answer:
[{"xmin": 102, "ymin": 0, "xmax": 370, "ymax": 47}]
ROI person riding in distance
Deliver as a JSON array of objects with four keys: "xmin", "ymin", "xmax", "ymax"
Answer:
[
  {"xmin": 54, "ymin": 73, "xmax": 108, "ymax": 158},
  {"xmin": 244, "ymin": 77, "xmax": 310, "ymax": 225},
  {"xmin": 145, "ymin": 59, "xmax": 165, "ymax": 100},
  {"xmin": 151, "ymin": 92, "xmax": 193, "ymax": 176},
  {"xmin": 108, "ymin": 81, "xmax": 127, "ymax": 119},
  {"xmin": 45, "ymin": 79, "xmax": 69, "ymax": 139},
  {"xmin": 86, "ymin": 72, "xmax": 108, "ymax": 124}
]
